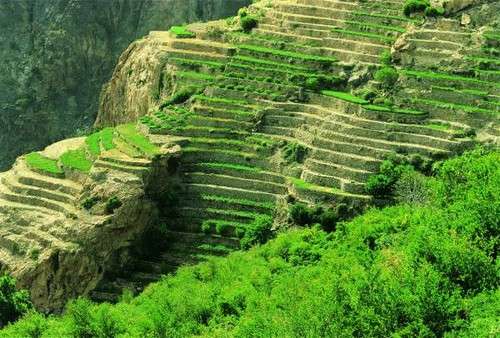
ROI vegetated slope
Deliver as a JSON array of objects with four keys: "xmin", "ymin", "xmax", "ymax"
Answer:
[
  {"xmin": 2, "ymin": 147, "xmax": 498, "ymax": 337},
  {"xmin": 0, "ymin": 0, "xmax": 251, "ymax": 171},
  {"xmin": 0, "ymin": 0, "xmax": 499, "ymax": 314}
]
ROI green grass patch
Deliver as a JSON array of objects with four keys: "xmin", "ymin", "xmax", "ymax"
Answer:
[
  {"xmin": 403, "ymin": 69, "xmax": 499, "ymax": 87},
  {"xmin": 25, "ymin": 153, "xmax": 63, "ymax": 175},
  {"xmin": 85, "ymin": 132, "xmax": 101, "ymax": 157},
  {"xmin": 426, "ymin": 123, "xmax": 450, "ymax": 131},
  {"xmin": 238, "ymin": 44, "xmax": 337, "ymax": 64},
  {"xmin": 169, "ymin": 25, "xmax": 196, "ymax": 38},
  {"xmin": 100, "ymin": 128, "xmax": 115, "ymax": 151},
  {"xmin": 116, "ymin": 124, "xmax": 160, "ymax": 157},
  {"xmin": 322, "ymin": 90, "xmax": 369, "ymax": 104},
  {"xmin": 414, "ymin": 98, "xmax": 497, "ymax": 115},
  {"xmin": 60, "ymin": 149, "xmax": 93, "ymax": 172}
]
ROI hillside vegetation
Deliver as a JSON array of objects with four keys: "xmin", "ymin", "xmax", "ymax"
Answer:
[
  {"xmin": 2, "ymin": 147, "xmax": 498, "ymax": 337},
  {"xmin": 0, "ymin": 0, "xmax": 498, "ymax": 328}
]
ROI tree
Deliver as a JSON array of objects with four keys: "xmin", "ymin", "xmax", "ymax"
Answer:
[{"xmin": 0, "ymin": 274, "xmax": 32, "ymax": 327}]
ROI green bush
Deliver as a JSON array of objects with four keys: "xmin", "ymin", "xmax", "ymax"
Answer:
[
  {"xmin": 425, "ymin": 6, "xmax": 445, "ymax": 17},
  {"xmin": 240, "ymin": 215, "xmax": 274, "ymax": 249},
  {"xmin": 374, "ymin": 67, "xmax": 399, "ymax": 87},
  {"xmin": 403, "ymin": 0, "xmax": 430, "ymax": 16},
  {"xmin": 281, "ymin": 142, "xmax": 308, "ymax": 163},
  {"xmin": 105, "ymin": 196, "xmax": 122, "ymax": 214},
  {"xmin": 82, "ymin": 196, "xmax": 99, "ymax": 210},
  {"xmin": 0, "ymin": 274, "xmax": 32, "ymax": 327},
  {"xmin": 380, "ymin": 50, "xmax": 392, "ymax": 65},
  {"xmin": 240, "ymin": 16, "xmax": 258, "ymax": 33},
  {"xmin": 366, "ymin": 159, "xmax": 414, "ymax": 197},
  {"xmin": 289, "ymin": 203, "xmax": 338, "ymax": 232},
  {"xmin": 161, "ymin": 86, "xmax": 200, "ymax": 107}
]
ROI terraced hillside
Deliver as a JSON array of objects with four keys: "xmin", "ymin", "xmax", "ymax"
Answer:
[{"xmin": 1, "ymin": 0, "xmax": 499, "ymax": 308}]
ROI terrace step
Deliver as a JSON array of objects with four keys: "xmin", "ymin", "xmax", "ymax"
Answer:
[
  {"xmin": 305, "ymin": 158, "xmax": 372, "ymax": 182},
  {"xmin": 310, "ymin": 147, "xmax": 381, "ymax": 171},
  {"xmin": 183, "ymin": 163, "xmax": 286, "ymax": 184},
  {"xmin": 168, "ymin": 39, "xmax": 235, "ymax": 56},
  {"xmin": 93, "ymin": 160, "xmax": 149, "ymax": 176},
  {"xmin": 182, "ymin": 172, "xmax": 287, "ymax": 195},
  {"xmin": 0, "ymin": 182, "xmax": 77, "ymax": 217},
  {"xmin": 183, "ymin": 183, "xmax": 279, "ymax": 203},
  {"xmin": 1, "ymin": 174, "xmax": 74, "ymax": 205},
  {"xmin": 12, "ymin": 160, "xmax": 81, "ymax": 195},
  {"xmin": 179, "ymin": 194, "xmax": 274, "ymax": 215},
  {"xmin": 161, "ymin": 47, "xmax": 229, "ymax": 63},
  {"xmin": 302, "ymin": 169, "xmax": 365, "ymax": 195}
]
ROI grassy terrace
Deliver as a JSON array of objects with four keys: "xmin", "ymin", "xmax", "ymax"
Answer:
[
  {"xmin": 402, "ymin": 69, "xmax": 500, "ymax": 88},
  {"xmin": 414, "ymin": 98, "xmax": 498, "ymax": 115},
  {"xmin": 25, "ymin": 153, "xmax": 63, "ymax": 176},
  {"xmin": 238, "ymin": 44, "xmax": 337, "ymax": 64},
  {"xmin": 169, "ymin": 25, "xmax": 196, "ymax": 39},
  {"xmin": 321, "ymin": 90, "xmax": 427, "ymax": 116},
  {"xmin": 60, "ymin": 149, "xmax": 92, "ymax": 173},
  {"xmin": 116, "ymin": 124, "xmax": 160, "ymax": 157}
]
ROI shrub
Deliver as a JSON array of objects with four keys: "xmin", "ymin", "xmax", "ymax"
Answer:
[
  {"xmin": 366, "ymin": 159, "xmax": 414, "ymax": 197},
  {"xmin": 240, "ymin": 215, "xmax": 274, "ymax": 249},
  {"xmin": 240, "ymin": 16, "xmax": 258, "ymax": 33},
  {"xmin": 67, "ymin": 298, "xmax": 96, "ymax": 338},
  {"xmin": 281, "ymin": 142, "xmax": 308, "ymax": 163},
  {"xmin": 394, "ymin": 171, "xmax": 430, "ymax": 204},
  {"xmin": 105, "ymin": 196, "xmax": 122, "ymax": 214},
  {"xmin": 82, "ymin": 196, "xmax": 99, "ymax": 210},
  {"xmin": 403, "ymin": 0, "xmax": 430, "ymax": 16},
  {"xmin": 161, "ymin": 86, "xmax": 200, "ymax": 108},
  {"xmin": 425, "ymin": 6, "xmax": 445, "ymax": 17},
  {"xmin": 289, "ymin": 203, "xmax": 338, "ymax": 232},
  {"xmin": 0, "ymin": 274, "xmax": 32, "ymax": 327},
  {"xmin": 380, "ymin": 50, "xmax": 392, "ymax": 65},
  {"xmin": 374, "ymin": 67, "xmax": 399, "ymax": 87}
]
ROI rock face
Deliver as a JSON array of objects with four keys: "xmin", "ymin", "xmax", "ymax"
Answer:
[{"xmin": 0, "ymin": 0, "xmax": 251, "ymax": 171}]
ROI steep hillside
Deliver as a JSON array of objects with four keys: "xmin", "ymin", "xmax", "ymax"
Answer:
[
  {"xmin": 2, "ymin": 147, "xmax": 499, "ymax": 338},
  {"xmin": 0, "ymin": 0, "xmax": 498, "ymax": 314},
  {"xmin": 0, "ymin": 0, "xmax": 251, "ymax": 171}
]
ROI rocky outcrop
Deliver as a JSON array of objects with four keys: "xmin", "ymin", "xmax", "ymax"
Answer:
[
  {"xmin": 0, "ymin": 0, "xmax": 251, "ymax": 171},
  {"xmin": 96, "ymin": 32, "xmax": 171, "ymax": 127},
  {"xmin": 0, "ymin": 140, "xmax": 179, "ymax": 313}
]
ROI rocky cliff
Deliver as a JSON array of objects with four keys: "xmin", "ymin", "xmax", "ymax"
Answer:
[{"xmin": 0, "ymin": 0, "xmax": 251, "ymax": 171}]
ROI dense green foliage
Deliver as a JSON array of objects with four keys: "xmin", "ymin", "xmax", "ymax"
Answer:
[
  {"xmin": 0, "ymin": 275, "xmax": 32, "ymax": 328},
  {"xmin": 374, "ymin": 67, "xmax": 399, "ymax": 88},
  {"xmin": 105, "ymin": 196, "xmax": 123, "ymax": 215},
  {"xmin": 403, "ymin": 0, "xmax": 430, "ymax": 16},
  {"xmin": 2, "ymin": 148, "xmax": 499, "ymax": 337}
]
